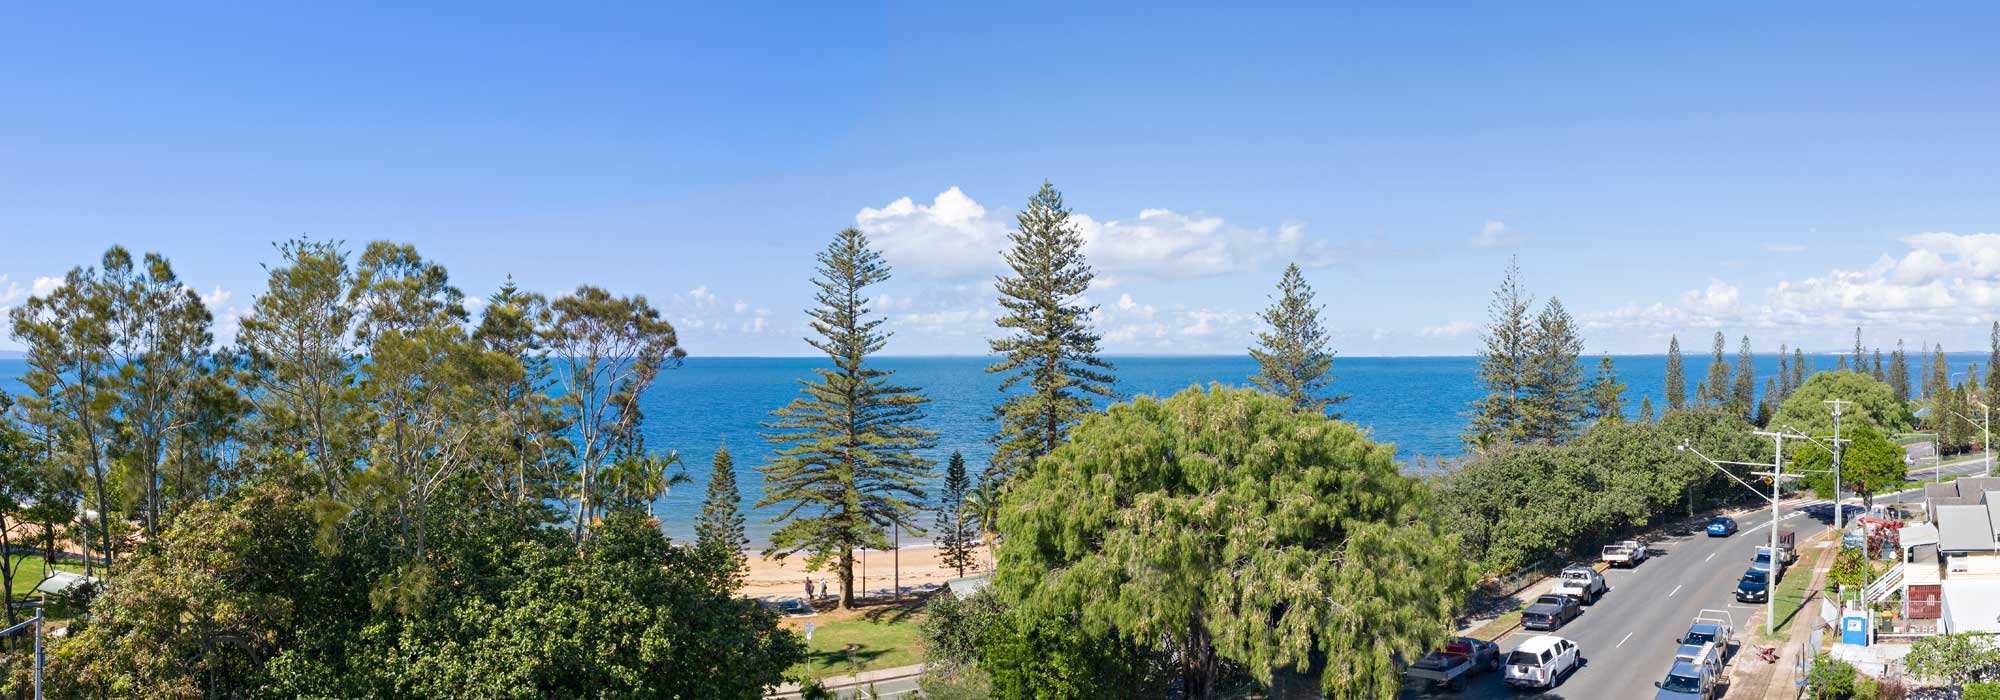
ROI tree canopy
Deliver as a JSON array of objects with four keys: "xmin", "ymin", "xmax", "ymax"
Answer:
[
  {"xmin": 1794, "ymin": 424, "xmax": 1904, "ymax": 504},
  {"xmin": 995, "ymin": 385, "xmax": 1471, "ymax": 699},
  {"xmin": 1770, "ymin": 371, "xmax": 1912, "ymax": 437},
  {"xmin": 1248, "ymin": 263, "xmax": 1347, "ymax": 416}
]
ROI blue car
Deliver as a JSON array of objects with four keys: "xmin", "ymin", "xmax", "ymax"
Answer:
[{"xmin": 1706, "ymin": 517, "xmax": 1738, "ymax": 537}]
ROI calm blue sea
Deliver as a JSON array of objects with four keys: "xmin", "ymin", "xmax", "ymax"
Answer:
[{"xmin": 0, "ymin": 350, "xmax": 1973, "ymax": 544}]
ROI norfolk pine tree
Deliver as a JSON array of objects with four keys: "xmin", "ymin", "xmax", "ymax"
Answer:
[
  {"xmin": 760, "ymin": 228, "xmax": 937, "ymax": 608},
  {"xmin": 1889, "ymin": 340, "xmax": 1912, "ymax": 403},
  {"xmin": 1777, "ymin": 343, "xmax": 1791, "ymax": 401},
  {"xmin": 1249, "ymin": 263, "xmax": 1348, "ymax": 416},
  {"xmin": 1519, "ymin": 298, "xmax": 1585, "ymax": 444},
  {"xmin": 1701, "ymin": 332, "xmax": 1730, "ymax": 407},
  {"xmin": 987, "ymin": 183, "xmax": 1115, "ymax": 484},
  {"xmin": 1665, "ymin": 336, "xmax": 1687, "ymax": 409},
  {"xmin": 1792, "ymin": 347, "xmax": 1807, "ymax": 390},
  {"xmin": 1466, "ymin": 258, "xmax": 1533, "ymax": 447},
  {"xmin": 695, "ymin": 439, "xmax": 748, "ymax": 593},
  {"xmin": 1585, "ymin": 356, "xmax": 1626, "ymax": 424},
  {"xmin": 1733, "ymin": 335, "xmax": 1756, "ymax": 421},
  {"xmin": 933, "ymin": 451, "xmax": 977, "ymax": 577},
  {"xmin": 1639, "ymin": 396, "xmax": 1657, "ymax": 423},
  {"xmin": 1990, "ymin": 322, "xmax": 2000, "ymax": 391}
]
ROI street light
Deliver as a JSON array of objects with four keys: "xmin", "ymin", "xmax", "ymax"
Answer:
[
  {"xmin": 1678, "ymin": 430, "xmax": 1807, "ymax": 636},
  {"xmin": 1783, "ymin": 423, "xmax": 1849, "ymax": 530}
]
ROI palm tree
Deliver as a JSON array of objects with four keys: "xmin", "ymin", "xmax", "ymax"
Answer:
[
  {"xmin": 965, "ymin": 472, "xmax": 1003, "ymax": 572},
  {"xmin": 603, "ymin": 451, "xmax": 690, "ymax": 522}
]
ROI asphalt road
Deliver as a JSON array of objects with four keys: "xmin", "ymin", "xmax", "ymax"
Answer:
[{"xmin": 1402, "ymin": 499, "xmax": 1850, "ymax": 700}]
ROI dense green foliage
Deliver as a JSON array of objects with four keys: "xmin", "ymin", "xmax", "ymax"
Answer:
[
  {"xmin": 1665, "ymin": 335, "xmax": 1687, "ymax": 409},
  {"xmin": 760, "ymin": 228, "xmax": 937, "ymax": 607},
  {"xmin": 1806, "ymin": 654, "xmax": 1859, "ymax": 700},
  {"xmin": 1465, "ymin": 261, "xmax": 1591, "ymax": 448},
  {"xmin": 1795, "ymin": 425, "xmax": 1904, "ymax": 505},
  {"xmin": 996, "ymin": 385, "xmax": 1472, "ymax": 699},
  {"xmin": 1904, "ymin": 633, "xmax": 2000, "ymax": 686},
  {"xmin": 1465, "ymin": 259, "xmax": 1532, "ymax": 447},
  {"xmin": 986, "ymin": 183, "xmax": 1115, "ymax": 485},
  {"xmin": 1520, "ymin": 298, "xmax": 1585, "ymax": 444},
  {"xmin": 1248, "ymin": 263, "xmax": 1347, "ymax": 416},
  {"xmin": 1439, "ymin": 409, "xmax": 1769, "ymax": 574},
  {"xmin": 1585, "ymin": 356, "xmax": 1627, "ymax": 424},
  {"xmin": 1771, "ymin": 371, "xmax": 1912, "ymax": 436},
  {"xmin": 3, "ymin": 242, "xmax": 799, "ymax": 698},
  {"xmin": 695, "ymin": 441, "xmax": 749, "ymax": 592}
]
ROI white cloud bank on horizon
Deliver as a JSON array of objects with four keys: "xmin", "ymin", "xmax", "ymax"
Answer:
[{"xmin": 855, "ymin": 187, "xmax": 1336, "ymax": 283}]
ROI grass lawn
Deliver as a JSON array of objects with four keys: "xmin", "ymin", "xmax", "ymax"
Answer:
[
  {"xmin": 1468, "ymin": 610, "xmax": 1521, "ymax": 642},
  {"xmin": 784, "ymin": 599, "xmax": 927, "ymax": 681},
  {"xmin": 1759, "ymin": 532, "xmax": 1837, "ymax": 643},
  {"xmin": 3, "ymin": 553, "xmax": 82, "ymax": 600}
]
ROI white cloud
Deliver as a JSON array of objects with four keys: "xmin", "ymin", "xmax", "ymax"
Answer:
[
  {"xmin": 31, "ymin": 276, "xmax": 62, "ymax": 296},
  {"xmin": 857, "ymin": 187, "xmax": 1339, "ymax": 282},
  {"xmin": 0, "ymin": 276, "xmax": 24, "ymax": 306},
  {"xmin": 1421, "ymin": 320, "xmax": 1479, "ymax": 338},
  {"xmin": 733, "ymin": 301, "xmax": 749, "ymax": 314},
  {"xmin": 686, "ymin": 285, "xmax": 716, "ymax": 306},
  {"xmin": 1473, "ymin": 220, "xmax": 1521, "ymax": 248}
]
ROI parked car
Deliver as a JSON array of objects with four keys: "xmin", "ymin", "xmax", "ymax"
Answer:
[
  {"xmin": 1521, "ymin": 594, "xmax": 1583, "ymax": 631},
  {"xmin": 1675, "ymin": 610, "xmax": 1735, "ymax": 651},
  {"xmin": 1706, "ymin": 517, "xmax": 1738, "ymax": 537},
  {"xmin": 1735, "ymin": 567, "xmax": 1775, "ymax": 602},
  {"xmin": 1503, "ymin": 635, "xmax": 1582, "ymax": 690},
  {"xmin": 1601, "ymin": 540, "xmax": 1650, "ymax": 567},
  {"xmin": 1404, "ymin": 636, "xmax": 1501, "ymax": 691},
  {"xmin": 1551, "ymin": 566, "xmax": 1608, "ymax": 604},
  {"xmin": 1653, "ymin": 657, "xmax": 1722, "ymax": 700}
]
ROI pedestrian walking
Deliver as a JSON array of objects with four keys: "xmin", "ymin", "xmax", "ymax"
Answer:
[
  {"xmin": 804, "ymin": 577, "xmax": 814, "ymax": 600},
  {"xmin": 820, "ymin": 577, "xmax": 829, "ymax": 600}
]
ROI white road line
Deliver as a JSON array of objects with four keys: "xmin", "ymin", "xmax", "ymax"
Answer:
[
  {"xmin": 1705, "ymin": 552, "xmax": 1715, "ymax": 563},
  {"xmin": 1669, "ymin": 584, "xmax": 1683, "ymax": 597},
  {"xmin": 1617, "ymin": 631, "xmax": 1633, "ymax": 648}
]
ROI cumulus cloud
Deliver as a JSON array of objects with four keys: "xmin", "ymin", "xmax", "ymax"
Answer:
[
  {"xmin": 856, "ymin": 187, "xmax": 1339, "ymax": 282},
  {"xmin": 1473, "ymin": 221, "xmax": 1522, "ymax": 248},
  {"xmin": 31, "ymin": 276, "xmax": 62, "ymax": 296},
  {"xmin": 0, "ymin": 276, "xmax": 23, "ymax": 306}
]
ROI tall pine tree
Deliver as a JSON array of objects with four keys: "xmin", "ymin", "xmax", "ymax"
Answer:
[
  {"xmin": 1665, "ymin": 335, "xmax": 1687, "ymax": 409},
  {"xmin": 696, "ymin": 439, "xmax": 748, "ymax": 593},
  {"xmin": 760, "ymin": 228, "xmax": 938, "ymax": 608},
  {"xmin": 1989, "ymin": 322, "xmax": 2000, "ymax": 391},
  {"xmin": 933, "ymin": 451, "xmax": 977, "ymax": 577},
  {"xmin": 1792, "ymin": 347, "xmax": 1807, "ymax": 390},
  {"xmin": 1584, "ymin": 355, "xmax": 1626, "ymax": 425},
  {"xmin": 1466, "ymin": 258, "xmax": 1534, "ymax": 447},
  {"xmin": 987, "ymin": 183, "xmax": 1115, "ymax": 484},
  {"xmin": 1873, "ymin": 349, "xmax": 1885, "ymax": 381},
  {"xmin": 1639, "ymin": 396, "xmax": 1657, "ymax": 423},
  {"xmin": 1701, "ymin": 331, "xmax": 1731, "ymax": 407},
  {"xmin": 1732, "ymin": 335, "xmax": 1756, "ymax": 420},
  {"xmin": 1853, "ymin": 327, "xmax": 1866, "ymax": 369},
  {"xmin": 1248, "ymin": 263, "xmax": 1348, "ymax": 416},
  {"xmin": 1520, "ymin": 298, "xmax": 1586, "ymax": 444},
  {"xmin": 1890, "ymin": 340, "xmax": 1912, "ymax": 403},
  {"xmin": 1777, "ymin": 343, "xmax": 1792, "ymax": 401}
]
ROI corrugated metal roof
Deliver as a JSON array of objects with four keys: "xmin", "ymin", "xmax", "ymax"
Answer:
[
  {"xmin": 1943, "ymin": 580, "xmax": 2000, "ymax": 633},
  {"xmin": 1936, "ymin": 504, "xmax": 1998, "ymax": 552}
]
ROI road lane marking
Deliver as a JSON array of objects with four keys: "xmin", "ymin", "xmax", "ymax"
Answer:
[
  {"xmin": 1669, "ymin": 585, "xmax": 1682, "ymax": 597},
  {"xmin": 1617, "ymin": 632, "xmax": 1633, "ymax": 648},
  {"xmin": 1705, "ymin": 552, "xmax": 1715, "ymax": 563}
]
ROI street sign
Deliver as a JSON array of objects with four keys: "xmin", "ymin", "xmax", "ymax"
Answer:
[{"xmin": 803, "ymin": 621, "xmax": 815, "ymax": 641}]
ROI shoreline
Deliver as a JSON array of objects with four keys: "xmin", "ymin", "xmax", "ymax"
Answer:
[{"xmin": 739, "ymin": 542, "xmax": 993, "ymax": 600}]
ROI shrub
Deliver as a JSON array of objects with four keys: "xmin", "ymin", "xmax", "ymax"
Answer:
[
  {"xmin": 1964, "ymin": 682, "xmax": 2000, "ymax": 700},
  {"xmin": 1805, "ymin": 654, "xmax": 1858, "ymax": 700}
]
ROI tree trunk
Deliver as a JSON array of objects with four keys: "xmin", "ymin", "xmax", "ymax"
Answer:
[{"xmin": 840, "ymin": 549, "xmax": 856, "ymax": 610}]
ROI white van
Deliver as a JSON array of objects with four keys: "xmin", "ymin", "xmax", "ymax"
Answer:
[{"xmin": 1504, "ymin": 635, "xmax": 1582, "ymax": 690}]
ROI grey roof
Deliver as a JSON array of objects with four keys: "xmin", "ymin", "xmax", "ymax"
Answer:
[
  {"xmin": 1902, "ymin": 522, "xmax": 1941, "ymax": 549},
  {"xmin": 1927, "ymin": 477, "xmax": 2000, "ymax": 509},
  {"xmin": 945, "ymin": 574, "xmax": 991, "ymax": 599},
  {"xmin": 1936, "ymin": 504, "xmax": 2000, "ymax": 552},
  {"xmin": 33, "ymin": 570, "xmax": 99, "ymax": 597},
  {"xmin": 1988, "ymin": 492, "xmax": 2000, "ymax": 539}
]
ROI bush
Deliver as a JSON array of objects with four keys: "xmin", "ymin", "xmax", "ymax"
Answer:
[
  {"xmin": 1805, "ymin": 654, "xmax": 1858, "ymax": 700},
  {"xmin": 919, "ymin": 587, "xmax": 1006, "ymax": 669},
  {"xmin": 1964, "ymin": 682, "xmax": 2000, "ymax": 700}
]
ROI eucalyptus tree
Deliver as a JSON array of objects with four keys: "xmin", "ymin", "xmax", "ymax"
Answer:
[
  {"xmin": 760, "ymin": 228, "xmax": 937, "ymax": 608},
  {"xmin": 9, "ymin": 256, "xmax": 120, "ymax": 576},
  {"xmin": 541, "ymin": 285, "xmax": 684, "ymax": 546},
  {"xmin": 1248, "ymin": 263, "xmax": 1347, "ymax": 416},
  {"xmin": 997, "ymin": 385, "xmax": 1472, "ymax": 699},
  {"xmin": 987, "ymin": 183, "xmax": 1115, "ymax": 484},
  {"xmin": 98, "ymin": 248, "xmax": 216, "ymax": 540},
  {"xmin": 238, "ymin": 239, "xmax": 364, "ymax": 497}
]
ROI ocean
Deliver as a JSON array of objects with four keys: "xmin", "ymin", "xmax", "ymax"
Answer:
[{"xmin": 0, "ymin": 350, "xmax": 1972, "ymax": 545}]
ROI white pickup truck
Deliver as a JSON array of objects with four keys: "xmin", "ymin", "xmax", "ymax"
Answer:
[
  {"xmin": 1601, "ymin": 540, "xmax": 1650, "ymax": 568},
  {"xmin": 1551, "ymin": 566, "xmax": 1607, "ymax": 604}
]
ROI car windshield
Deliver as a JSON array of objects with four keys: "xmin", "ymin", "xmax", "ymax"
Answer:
[
  {"xmin": 1755, "ymin": 551, "xmax": 1772, "ymax": 564},
  {"xmin": 1535, "ymin": 595, "xmax": 1566, "ymax": 606},
  {"xmin": 1742, "ymin": 571, "xmax": 1768, "ymax": 584},
  {"xmin": 1682, "ymin": 630, "xmax": 1715, "ymax": 645},
  {"xmin": 1710, "ymin": 519, "xmax": 1728, "ymax": 527},
  {"xmin": 1662, "ymin": 674, "xmax": 1703, "ymax": 693},
  {"xmin": 1564, "ymin": 571, "xmax": 1589, "ymax": 581},
  {"xmin": 1507, "ymin": 651, "xmax": 1542, "ymax": 667}
]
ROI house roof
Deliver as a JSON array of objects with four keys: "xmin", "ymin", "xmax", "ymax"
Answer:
[
  {"xmin": 33, "ymin": 570, "xmax": 100, "ymax": 597},
  {"xmin": 1936, "ymin": 504, "xmax": 2000, "ymax": 552},
  {"xmin": 1929, "ymin": 477, "xmax": 2000, "ymax": 508},
  {"xmin": 1943, "ymin": 580, "xmax": 2000, "ymax": 634},
  {"xmin": 1902, "ymin": 522, "xmax": 1941, "ymax": 549}
]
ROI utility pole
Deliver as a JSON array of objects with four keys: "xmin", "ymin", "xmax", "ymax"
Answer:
[
  {"xmin": 893, "ymin": 520, "xmax": 901, "ymax": 603},
  {"xmin": 1680, "ymin": 429, "xmax": 1808, "ymax": 636},
  {"xmin": 1826, "ymin": 398, "xmax": 1851, "ymax": 531}
]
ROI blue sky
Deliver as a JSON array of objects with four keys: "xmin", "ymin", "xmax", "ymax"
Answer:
[{"xmin": 4, "ymin": 3, "xmax": 1999, "ymax": 356}]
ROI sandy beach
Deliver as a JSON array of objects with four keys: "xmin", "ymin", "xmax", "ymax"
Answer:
[{"xmin": 741, "ymin": 542, "xmax": 993, "ymax": 600}]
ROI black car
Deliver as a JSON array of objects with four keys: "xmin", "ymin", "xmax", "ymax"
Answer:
[{"xmin": 1520, "ymin": 593, "xmax": 1583, "ymax": 631}]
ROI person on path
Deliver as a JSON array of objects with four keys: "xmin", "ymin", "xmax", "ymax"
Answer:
[
  {"xmin": 804, "ymin": 577, "xmax": 814, "ymax": 600},
  {"xmin": 820, "ymin": 577, "xmax": 829, "ymax": 601}
]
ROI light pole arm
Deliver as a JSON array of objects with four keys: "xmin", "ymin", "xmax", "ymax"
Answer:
[{"xmin": 1680, "ymin": 441, "xmax": 1776, "ymax": 505}]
